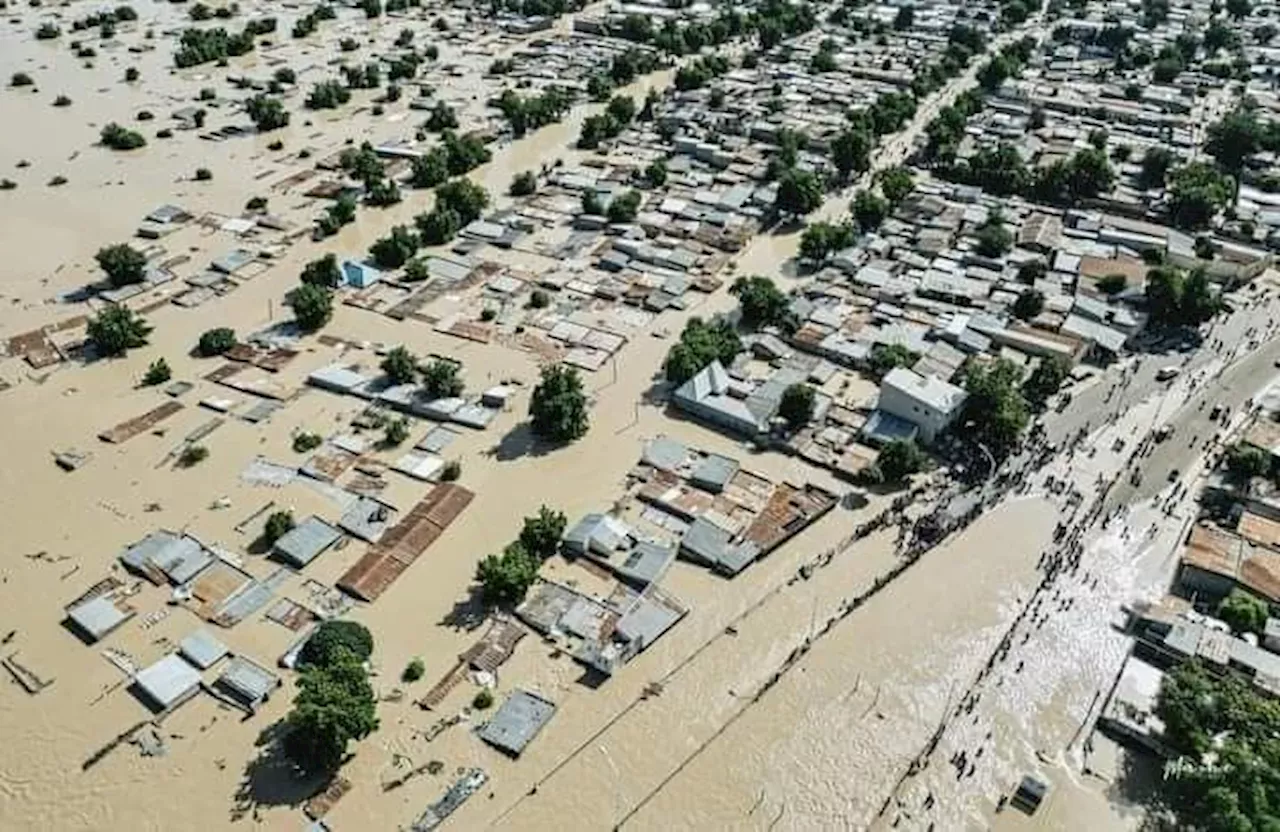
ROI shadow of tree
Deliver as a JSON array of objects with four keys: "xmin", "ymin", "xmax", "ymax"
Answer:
[
  {"xmin": 840, "ymin": 491, "xmax": 869, "ymax": 512},
  {"xmin": 1104, "ymin": 743, "xmax": 1170, "ymax": 830},
  {"xmin": 639, "ymin": 376, "xmax": 670, "ymax": 409},
  {"xmin": 231, "ymin": 722, "xmax": 332, "ymax": 822},
  {"xmin": 487, "ymin": 422, "xmax": 557, "ymax": 462},
  {"xmin": 437, "ymin": 585, "xmax": 489, "ymax": 632}
]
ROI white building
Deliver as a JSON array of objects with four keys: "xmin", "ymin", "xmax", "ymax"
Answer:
[{"xmin": 876, "ymin": 367, "xmax": 967, "ymax": 443}]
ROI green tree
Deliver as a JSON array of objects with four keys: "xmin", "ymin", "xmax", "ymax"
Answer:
[
  {"xmin": 509, "ymin": 170, "xmax": 537, "ymax": 196},
  {"xmin": 475, "ymin": 541, "xmax": 539, "ymax": 607},
  {"xmin": 1012, "ymin": 289, "xmax": 1044, "ymax": 320},
  {"xmin": 424, "ymin": 101, "xmax": 457, "ymax": 132},
  {"xmin": 245, "ymin": 94, "xmax": 289, "ymax": 131},
  {"xmin": 868, "ymin": 343, "xmax": 919, "ymax": 377},
  {"xmin": 528, "ymin": 364, "xmax": 589, "ymax": 442},
  {"xmin": 415, "ymin": 208, "xmax": 460, "ymax": 246},
  {"xmin": 778, "ymin": 383, "xmax": 815, "ymax": 429},
  {"xmin": 730, "ymin": 275, "xmax": 794, "ymax": 331},
  {"xmin": 830, "ymin": 128, "xmax": 872, "ymax": 180},
  {"xmin": 96, "ymin": 243, "xmax": 147, "ymax": 287},
  {"xmin": 810, "ymin": 48, "xmax": 837, "ymax": 73},
  {"xmin": 306, "ymin": 80, "xmax": 351, "ymax": 109},
  {"xmin": 607, "ymin": 189, "xmax": 642, "ymax": 223},
  {"xmin": 317, "ymin": 194, "xmax": 357, "ymax": 237},
  {"xmin": 364, "ymin": 175, "xmax": 401, "ymax": 207},
  {"xmin": 798, "ymin": 221, "xmax": 856, "ymax": 263},
  {"xmin": 1225, "ymin": 442, "xmax": 1270, "ymax": 484},
  {"xmin": 402, "ymin": 658, "xmax": 424, "ymax": 682},
  {"xmin": 369, "ymin": 225, "xmax": 419, "ymax": 269},
  {"xmin": 383, "ymin": 417, "xmax": 409, "ymax": 447},
  {"xmin": 1152, "ymin": 57, "xmax": 1182, "ymax": 84},
  {"xmin": 299, "ymin": 620, "xmax": 374, "ymax": 668},
  {"xmin": 774, "ymin": 168, "xmax": 823, "ymax": 216},
  {"xmin": 1137, "ymin": 146, "xmax": 1173, "ymax": 189},
  {"xmin": 1146, "ymin": 265, "xmax": 1221, "ymax": 327},
  {"xmin": 643, "ymin": 159, "xmax": 667, "ymax": 188},
  {"xmin": 263, "ymin": 510, "xmax": 295, "ymax": 545},
  {"xmin": 977, "ymin": 53, "xmax": 1014, "ymax": 90},
  {"xmin": 1017, "ymin": 260, "xmax": 1047, "ymax": 284},
  {"xmin": 435, "ymin": 178, "xmax": 489, "ymax": 224},
  {"xmin": 1068, "ymin": 147, "xmax": 1115, "ymax": 199},
  {"xmin": 878, "ymin": 166, "xmax": 914, "ymax": 204},
  {"xmin": 580, "ymin": 191, "xmax": 604, "ymax": 215},
  {"xmin": 288, "ymin": 283, "xmax": 334, "ymax": 332},
  {"xmin": 1022, "ymin": 355, "xmax": 1071, "ymax": 408},
  {"xmin": 408, "ymin": 149, "xmax": 449, "ymax": 188},
  {"xmin": 664, "ymin": 317, "xmax": 742, "ymax": 384},
  {"xmin": 380, "ymin": 346, "xmax": 417, "ymax": 384},
  {"xmin": 1096, "ymin": 273, "xmax": 1128, "ymax": 295},
  {"xmin": 1226, "ymin": 0, "xmax": 1251, "ymax": 17},
  {"xmin": 197, "ymin": 327, "xmax": 236, "ymax": 356},
  {"xmin": 421, "ymin": 358, "xmax": 463, "ymax": 399},
  {"xmin": 301, "ymin": 253, "xmax": 342, "ymax": 288},
  {"xmin": 88, "ymin": 305, "xmax": 152, "ymax": 356},
  {"xmin": 1168, "ymin": 162, "xmax": 1233, "ymax": 229},
  {"xmin": 975, "ymin": 217, "xmax": 1013, "ymax": 258},
  {"xmin": 282, "ymin": 652, "xmax": 378, "ymax": 774},
  {"xmin": 893, "ymin": 5, "xmax": 914, "ymax": 29},
  {"xmin": 518, "ymin": 506, "xmax": 567, "ymax": 560},
  {"xmin": 878, "ymin": 439, "xmax": 927, "ymax": 481},
  {"xmin": 1217, "ymin": 589, "xmax": 1269, "ymax": 635},
  {"xmin": 852, "ymin": 189, "xmax": 888, "ymax": 232},
  {"xmin": 1206, "ymin": 108, "xmax": 1262, "ymax": 173},
  {"xmin": 959, "ymin": 358, "xmax": 1029, "ymax": 457}
]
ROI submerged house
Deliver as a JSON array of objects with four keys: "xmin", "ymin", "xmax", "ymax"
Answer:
[{"xmin": 563, "ymin": 513, "xmax": 676, "ymax": 588}]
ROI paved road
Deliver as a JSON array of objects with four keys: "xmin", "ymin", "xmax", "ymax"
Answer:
[{"xmin": 1035, "ymin": 282, "xmax": 1280, "ymax": 508}]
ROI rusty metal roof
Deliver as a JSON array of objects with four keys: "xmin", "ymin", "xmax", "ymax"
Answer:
[{"xmin": 337, "ymin": 483, "xmax": 474, "ymax": 602}]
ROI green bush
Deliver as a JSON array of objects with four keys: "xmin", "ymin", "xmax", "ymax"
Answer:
[
  {"xmin": 382, "ymin": 417, "xmax": 410, "ymax": 447},
  {"xmin": 402, "ymin": 658, "xmax": 425, "ymax": 682},
  {"xmin": 142, "ymin": 358, "xmax": 171, "ymax": 386},
  {"xmin": 292, "ymin": 432, "xmax": 323, "ymax": 453},
  {"xmin": 179, "ymin": 444, "xmax": 209, "ymax": 467},
  {"xmin": 100, "ymin": 122, "xmax": 146, "ymax": 150},
  {"xmin": 263, "ymin": 510, "xmax": 295, "ymax": 545},
  {"xmin": 197, "ymin": 327, "xmax": 236, "ymax": 356}
]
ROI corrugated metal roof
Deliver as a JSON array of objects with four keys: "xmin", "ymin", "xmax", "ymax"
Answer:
[
  {"xmin": 337, "ymin": 484, "xmax": 474, "ymax": 602},
  {"xmin": 477, "ymin": 690, "xmax": 556, "ymax": 757},
  {"xmin": 273, "ymin": 516, "xmax": 342, "ymax": 568},
  {"xmin": 134, "ymin": 654, "xmax": 201, "ymax": 710}
]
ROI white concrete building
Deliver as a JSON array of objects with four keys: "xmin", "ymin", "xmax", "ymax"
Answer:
[{"xmin": 876, "ymin": 367, "xmax": 967, "ymax": 443}]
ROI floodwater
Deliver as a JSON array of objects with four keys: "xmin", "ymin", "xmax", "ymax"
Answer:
[{"xmin": 0, "ymin": 3, "xmax": 1234, "ymax": 832}]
